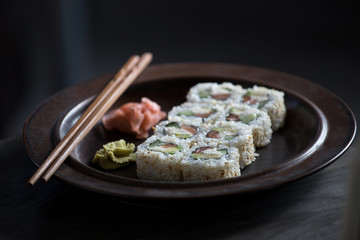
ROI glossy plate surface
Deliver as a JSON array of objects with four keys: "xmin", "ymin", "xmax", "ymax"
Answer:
[{"xmin": 23, "ymin": 63, "xmax": 356, "ymax": 200}]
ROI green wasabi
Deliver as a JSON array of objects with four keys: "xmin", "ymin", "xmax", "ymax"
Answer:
[{"xmin": 92, "ymin": 139, "xmax": 136, "ymax": 170}]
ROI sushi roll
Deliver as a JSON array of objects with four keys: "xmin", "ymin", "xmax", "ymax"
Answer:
[
  {"xmin": 154, "ymin": 120, "xmax": 202, "ymax": 140},
  {"xmin": 134, "ymin": 82, "xmax": 287, "ymax": 182},
  {"xmin": 186, "ymin": 82, "xmax": 244, "ymax": 104},
  {"xmin": 181, "ymin": 140, "xmax": 240, "ymax": 182},
  {"xmin": 219, "ymin": 104, "xmax": 273, "ymax": 148},
  {"xmin": 200, "ymin": 121, "xmax": 257, "ymax": 168},
  {"xmin": 168, "ymin": 102, "xmax": 223, "ymax": 124},
  {"xmin": 238, "ymin": 85, "xmax": 286, "ymax": 131},
  {"xmin": 136, "ymin": 135, "xmax": 188, "ymax": 182}
]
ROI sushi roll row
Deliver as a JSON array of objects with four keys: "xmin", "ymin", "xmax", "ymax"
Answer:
[
  {"xmin": 186, "ymin": 82, "xmax": 286, "ymax": 131},
  {"xmin": 168, "ymin": 102, "xmax": 272, "ymax": 148},
  {"xmin": 136, "ymin": 134, "xmax": 241, "ymax": 182},
  {"xmin": 135, "ymin": 82, "xmax": 286, "ymax": 182}
]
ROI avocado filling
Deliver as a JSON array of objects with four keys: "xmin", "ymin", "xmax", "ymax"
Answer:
[
  {"xmin": 148, "ymin": 139, "xmax": 182, "ymax": 155},
  {"xmin": 177, "ymin": 109, "xmax": 193, "ymax": 117},
  {"xmin": 199, "ymin": 89, "xmax": 211, "ymax": 99},
  {"xmin": 165, "ymin": 122, "xmax": 180, "ymax": 128},
  {"xmin": 198, "ymin": 87, "xmax": 232, "ymax": 100},
  {"xmin": 165, "ymin": 122, "xmax": 198, "ymax": 139},
  {"xmin": 206, "ymin": 127, "xmax": 238, "ymax": 140},
  {"xmin": 242, "ymin": 91, "xmax": 270, "ymax": 109},
  {"xmin": 177, "ymin": 107, "xmax": 216, "ymax": 119},
  {"xmin": 191, "ymin": 147, "xmax": 228, "ymax": 160},
  {"xmin": 226, "ymin": 108, "xmax": 257, "ymax": 124},
  {"xmin": 239, "ymin": 113, "xmax": 257, "ymax": 124},
  {"xmin": 257, "ymin": 99, "xmax": 270, "ymax": 109}
]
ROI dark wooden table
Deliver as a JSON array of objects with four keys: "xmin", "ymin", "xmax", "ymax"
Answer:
[{"xmin": 1, "ymin": 133, "xmax": 359, "ymax": 240}]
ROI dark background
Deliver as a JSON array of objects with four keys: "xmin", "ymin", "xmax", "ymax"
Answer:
[{"xmin": 1, "ymin": 0, "xmax": 358, "ymax": 139}]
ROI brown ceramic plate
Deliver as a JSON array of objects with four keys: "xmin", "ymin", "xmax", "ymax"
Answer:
[{"xmin": 23, "ymin": 63, "xmax": 356, "ymax": 201}]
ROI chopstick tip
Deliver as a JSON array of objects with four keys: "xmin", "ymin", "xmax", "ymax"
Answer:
[
  {"xmin": 27, "ymin": 175, "xmax": 38, "ymax": 187},
  {"xmin": 142, "ymin": 52, "xmax": 153, "ymax": 59},
  {"xmin": 27, "ymin": 181, "xmax": 35, "ymax": 187},
  {"xmin": 41, "ymin": 176, "xmax": 49, "ymax": 183}
]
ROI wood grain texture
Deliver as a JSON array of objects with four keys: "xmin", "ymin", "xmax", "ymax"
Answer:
[{"xmin": 1, "ymin": 135, "xmax": 358, "ymax": 240}]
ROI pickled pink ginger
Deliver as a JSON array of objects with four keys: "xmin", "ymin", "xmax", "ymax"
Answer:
[{"xmin": 102, "ymin": 97, "xmax": 166, "ymax": 139}]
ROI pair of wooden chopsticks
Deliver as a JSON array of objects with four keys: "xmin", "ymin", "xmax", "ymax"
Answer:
[{"xmin": 28, "ymin": 52, "xmax": 153, "ymax": 186}]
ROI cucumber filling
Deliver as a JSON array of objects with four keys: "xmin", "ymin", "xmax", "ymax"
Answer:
[
  {"xmin": 191, "ymin": 147, "xmax": 228, "ymax": 160},
  {"xmin": 148, "ymin": 140, "xmax": 182, "ymax": 155},
  {"xmin": 226, "ymin": 108, "xmax": 257, "ymax": 124},
  {"xmin": 165, "ymin": 122, "xmax": 198, "ymax": 139}
]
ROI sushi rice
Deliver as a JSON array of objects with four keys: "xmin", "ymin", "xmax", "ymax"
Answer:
[{"xmin": 180, "ymin": 140, "xmax": 240, "ymax": 182}]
